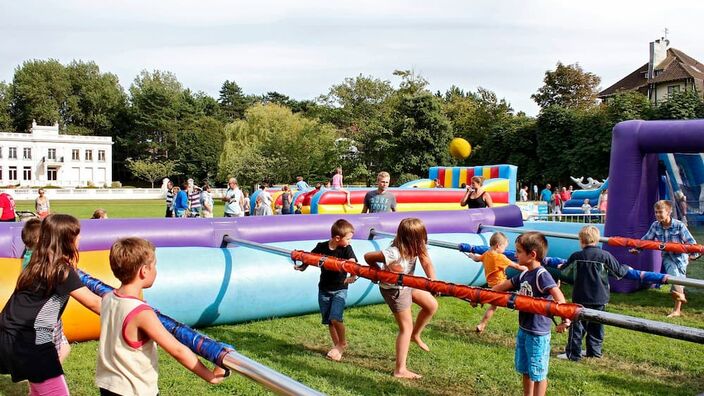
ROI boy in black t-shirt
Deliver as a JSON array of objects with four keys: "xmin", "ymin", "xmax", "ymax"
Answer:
[
  {"xmin": 557, "ymin": 225, "xmax": 629, "ymax": 361},
  {"xmin": 295, "ymin": 219, "xmax": 357, "ymax": 361}
]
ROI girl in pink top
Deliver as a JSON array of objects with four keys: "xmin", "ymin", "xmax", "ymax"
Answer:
[{"xmin": 332, "ymin": 167, "xmax": 353, "ymax": 208}]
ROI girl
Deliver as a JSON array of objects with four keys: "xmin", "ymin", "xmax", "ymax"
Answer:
[
  {"xmin": 280, "ymin": 185, "xmax": 293, "ymax": 215},
  {"xmin": 0, "ymin": 214, "xmax": 101, "ymax": 395},
  {"xmin": 35, "ymin": 189, "xmax": 50, "ymax": 219},
  {"xmin": 331, "ymin": 167, "xmax": 353, "ymax": 208},
  {"xmin": 460, "ymin": 176, "xmax": 493, "ymax": 209},
  {"xmin": 364, "ymin": 218, "xmax": 438, "ymax": 379}
]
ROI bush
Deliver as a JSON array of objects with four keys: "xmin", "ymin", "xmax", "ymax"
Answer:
[
  {"xmin": 111, "ymin": 181, "xmax": 122, "ymax": 188},
  {"xmin": 396, "ymin": 173, "xmax": 421, "ymax": 186}
]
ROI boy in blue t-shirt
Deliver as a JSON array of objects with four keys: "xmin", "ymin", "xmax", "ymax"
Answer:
[
  {"xmin": 493, "ymin": 232, "xmax": 569, "ymax": 396},
  {"xmin": 295, "ymin": 219, "xmax": 358, "ymax": 361}
]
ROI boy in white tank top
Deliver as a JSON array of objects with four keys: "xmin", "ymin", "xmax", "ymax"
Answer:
[{"xmin": 96, "ymin": 238, "xmax": 228, "ymax": 396}]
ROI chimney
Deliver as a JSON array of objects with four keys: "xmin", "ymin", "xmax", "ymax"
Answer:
[{"xmin": 648, "ymin": 37, "xmax": 670, "ymax": 79}]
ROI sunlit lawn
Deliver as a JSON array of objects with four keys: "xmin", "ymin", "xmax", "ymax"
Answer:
[{"xmin": 1, "ymin": 202, "xmax": 703, "ymax": 395}]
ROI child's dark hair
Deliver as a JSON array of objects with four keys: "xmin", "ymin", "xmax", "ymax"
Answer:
[
  {"xmin": 393, "ymin": 218, "xmax": 428, "ymax": 260},
  {"xmin": 109, "ymin": 237, "xmax": 156, "ymax": 283},
  {"xmin": 331, "ymin": 219, "xmax": 354, "ymax": 238},
  {"xmin": 21, "ymin": 218, "xmax": 42, "ymax": 250},
  {"xmin": 515, "ymin": 232, "xmax": 548, "ymax": 262},
  {"xmin": 17, "ymin": 214, "xmax": 80, "ymax": 295}
]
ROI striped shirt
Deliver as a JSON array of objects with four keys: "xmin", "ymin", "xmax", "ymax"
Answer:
[
  {"xmin": 165, "ymin": 190, "xmax": 174, "ymax": 208},
  {"xmin": 189, "ymin": 189, "xmax": 202, "ymax": 209}
]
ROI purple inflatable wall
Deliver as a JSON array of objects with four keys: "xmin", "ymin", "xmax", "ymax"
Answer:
[
  {"xmin": 0, "ymin": 206, "xmax": 523, "ymax": 258},
  {"xmin": 605, "ymin": 119, "xmax": 704, "ymax": 292}
]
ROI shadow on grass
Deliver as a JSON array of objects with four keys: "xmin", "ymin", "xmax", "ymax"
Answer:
[
  {"xmin": 0, "ymin": 377, "xmax": 27, "ymax": 396},
  {"xmin": 206, "ymin": 328, "xmax": 445, "ymax": 396}
]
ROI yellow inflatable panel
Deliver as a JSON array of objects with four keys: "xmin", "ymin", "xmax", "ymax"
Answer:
[
  {"xmin": 484, "ymin": 179, "xmax": 509, "ymax": 192},
  {"xmin": 482, "ymin": 167, "xmax": 491, "ymax": 180},
  {"xmin": 444, "ymin": 169, "xmax": 453, "ymax": 189},
  {"xmin": 459, "ymin": 168, "xmax": 468, "ymax": 185},
  {"xmin": 0, "ymin": 251, "xmax": 118, "ymax": 342}
]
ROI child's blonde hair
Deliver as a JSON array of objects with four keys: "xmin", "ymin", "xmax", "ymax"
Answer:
[
  {"xmin": 515, "ymin": 232, "xmax": 548, "ymax": 262},
  {"xmin": 471, "ymin": 176, "xmax": 484, "ymax": 185},
  {"xmin": 489, "ymin": 232, "xmax": 508, "ymax": 248},
  {"xmin": 578, "ymin": 225, "xmax": 600, "ymax": 246},
  {"xmin": 654, "ymin": 200, "xmax": 672, "ymax": 211},
  {"xmin": 393, "ymin": 218, "xmax": 428, "ymax": 260},
  {"xmin": 330, "ymin": 219, "xmax": 354, "ymax": 238},
  {"xmin": 21, "ymin": 218, "xmax": 42, "ymax": 250},
  {"xmin": 109, "ymin": 238, "xmax": 156, "ymax": 284}
]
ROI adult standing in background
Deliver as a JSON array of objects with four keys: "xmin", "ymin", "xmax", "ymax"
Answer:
[
  {"xmin": 258, "ymin": 184, "xmax": 274, "ymax": 216},
  {"xmin": 540, "ymin": 184, "xmax": 552, "ymax": 204},
  {"xmin": 280, "ymin": 185, "xmax": 293, "ymax": 215},
  {"xmin": 164, "ymin": 180, "xmax": 174, "ymax": 218},
  {"xmin": 35, "ymin": 189, "xmax": 50, "ymax": 219},
  {"xmin": 173, "ymin": 183, "xmax": 189, "ymax": 218},
  {"xmin": 188, "ymin": 184, "xmax": 202, "ymax": 218},
  {"xmin": 223, "ymin": 178, "xmax": 244, "ymax": 217},
  {"xmin": 560, "ymin": 186, "xmax": 571, "ymax": 204},
  {"xmin": 362, "ymin": 171, "xmax": 396, "ymax": 213},
  {"xmin": 0, "ymin": 190, "xmax": 16, "ymax": 222},
  {"xmin": 201, "ymin": 184, "xmax": 214, "ymax": 218},
  {"xmin": 460, "ymin": 176, "xmax": 493, "ymax": 209},
  {"xmin": 519, "ymin": 186, "xmax": 528, "ymax": 202},
  {"xmin": 532, "ymin": 184, "xmax": 539, "ymax": 201}
]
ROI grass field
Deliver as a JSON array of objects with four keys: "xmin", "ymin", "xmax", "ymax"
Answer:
[{"xmin": 1, "ymin": 200, "xmax": 703, "ymax": 395}]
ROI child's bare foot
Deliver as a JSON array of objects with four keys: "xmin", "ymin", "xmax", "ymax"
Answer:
[
  {"xmin": 394, "ymin": 369, "xmax": 422, "ymax": 379},
  {"xmin": 667, "ymin": 311, "xmax": 682, "ymax": 318},
  {"xmin": 326, "ymin": 347, "xmax": 343, "ymax": 361},
  {"xmin": 411, "ymin": 336, "xmax": 430, "ymax": 352},
  {"xmin": 475, "ymin": 324, "xmax": 485, "ymax": 334}
]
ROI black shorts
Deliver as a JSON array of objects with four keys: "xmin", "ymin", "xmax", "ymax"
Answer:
[{"xmin": 0, "ymin": 331, "xmax": 62, "ymax": 383}]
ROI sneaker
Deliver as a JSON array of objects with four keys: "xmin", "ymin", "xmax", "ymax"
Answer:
[
  {"xmin": 581, "ymin": 350, "xmax": 587, "ymax": 357},
  {"xmin": 557, "ymin": 353, "xmax": 569, "ymax": 360}
]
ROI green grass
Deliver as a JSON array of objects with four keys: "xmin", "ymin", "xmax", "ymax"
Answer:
[
  {"xmin": 13, "ymin": 199, "xmax": 229, "ymax": 219},
  {"xmin": 1, "ymin": 203, "xmax": 703, "ymax": 395}
]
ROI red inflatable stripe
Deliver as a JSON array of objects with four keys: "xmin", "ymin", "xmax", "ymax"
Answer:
[
  {"xmin": 466, "ymin": 168, "xmax": 474, "ymax": 185},
  {"xmin": 490, "ymin": 167, "xmax": 499, "ymax": 179},
  {"xmin": 438, "ymin": 168, "xmax": 446, "ymax": 185}
]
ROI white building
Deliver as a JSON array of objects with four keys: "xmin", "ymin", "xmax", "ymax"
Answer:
[{"xmin": 0, "ymin": 121, "xmax": 112, "ymax": 187}]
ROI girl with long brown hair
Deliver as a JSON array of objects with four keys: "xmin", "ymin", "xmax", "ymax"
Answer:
[
  {"xmin": 364, "ymin": 218, "xmax": 439, "ymax": 379},
  {"xmin": 0, "ymin": 214, "xmax": 101, "ymax": 395}
]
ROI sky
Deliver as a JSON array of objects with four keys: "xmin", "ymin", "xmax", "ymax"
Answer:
[{"xmin": 1, "ymin": 0, "xmax": 703, "ymax": 116}]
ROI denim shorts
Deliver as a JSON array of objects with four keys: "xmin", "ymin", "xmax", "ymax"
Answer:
[
  {"xmin": 318, "ymin": 289, "xmax": 347, "ymax": 325},
  {"xmin": 515, "ymin": 328, "xmax": 551, "ymax": 381}
]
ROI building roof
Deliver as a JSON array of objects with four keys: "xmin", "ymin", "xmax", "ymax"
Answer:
[{"xmin": 598, "ymin": 48, "xmax": 704, "ymax": 98}]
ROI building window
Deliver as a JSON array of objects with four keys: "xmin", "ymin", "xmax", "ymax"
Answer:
[
  {"xmin": 0, "ymin": 166, "xmax": 2, "ymax": 180},
  {"xmin": 0, "ymin": 147, "xmax": 3, "ymax": 159},
  {"xmin": 23, "ymin": 148, "xmax": 31, "ymax": 160},
  {"xmin": 668, "ymin": 85, "xmax": 681, "ymax": 96},
  {"xmin": 23, "ymin": 166, "xmax": 31, "ymax": 181},
  {"xmin": 72, "ymin": 149, "xmax": 79, "ymax": 161},
  {"xmin": 85, "ymin": 150, "xmax": 93, "ymax": 161},
  {"xmin": 47, "ymin": 167, "xmax": 57, "ymax": 181},
  {"xmin": 48, "ymin": 148, "xmax": 56, "ymax": 160},
  {"xmin": 98, "ymin": 150, "xmax": 105, "ymax": 161},
  {"xmin": 9, "ymin": 166, "xmax": 17, "ymax": 180},
  {"xmin": 9, "ymin": 147, "xmax": 17, "ymax": 159}
]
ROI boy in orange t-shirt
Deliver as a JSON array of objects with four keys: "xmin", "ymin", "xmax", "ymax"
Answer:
[{"xmin": 468, "ymin": 232, "xmax": 527, "ymax": 333}]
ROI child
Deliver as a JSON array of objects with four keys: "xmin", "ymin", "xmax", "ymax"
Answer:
[
  {"xmin": 243, "ymin": 190, "xmax": 251, "ymax": 216},
  {"xmin": 331, "ymin": 167, "xmax": 354, "ymax": 208},
  {"xmin": 0, "ymin": 214, "xmax": 102, "ymax": 394},
  {"xmin": 364, "ymin": 218, "xmax": 439, "ymax": 379},
  {"xmin": 558, "ymin": 226, "xmax": 629, "ymax": 361},
  {"xmin": 294, "ymin": 203, "xmax": 303, "ymax": 215},
  {"xmin": 467, "ymin": 232, "xmax": 527, "ymax": 333},
  {"xmin": 581, "ymin": 199, "xmax": 591, "ymax": 214},
  {"xmin": 295, "ymin": 219, "xmax": 358, "ymax": 361},
  {"xmin": 631, "ymin": 200, "xmax": 696, "ymax": 317},
  {"xmin": 493, "ymin": 232, "xmax": 569, "ymax": 396},
  {"xmin": 20, "ymin": 217, "xmax": 41, "ymax": 269},
  {"xmin": 92, "ymin": 208, "xmax": 108, "ymax": 219},
  {"xmin": 96, "ymin": 237, "xmax": 227, "ymax": 395}
]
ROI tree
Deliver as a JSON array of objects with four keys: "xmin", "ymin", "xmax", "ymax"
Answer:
[
  {"xmin": 654, "ymin": 89, "xmax": 704, "ymax": 120},
  {"xmin": 218, "ymin": 80, "xmax": 249, "ymax": 121},
  {"xmin": 174, "ymin": 116, "xmax": 225, "ymax": 183},
  {"xmin": 0, "ymin": 82, "xmax": 12, "ymax": 130},
  {"xmin": 218, "ymin": 104, "xmax": 342, "ymax": 188},
  {"xmin": 317, "ymin": 74, "xmax": 394, "ymax": 127},
  {"xmin": 10, "ymin": 59, "xmax": 70, "ymax": 131},
  {"xmin": 126, "ymin": 158, "xmax": 179, "ymax": 187},
  {"xmin": 532, "ymin": 62, "xmax": 601, "ymax": 110},
  {"xmin": 604, "ymin": 91, "xmax": 652, "ymax": 123}
]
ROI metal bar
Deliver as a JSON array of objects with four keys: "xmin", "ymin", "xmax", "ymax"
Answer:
[
  {"xmin": 369, "ymin": 229, "xmax": 461, "ymax": 250},
  {"xmin": 578, "ymin": 308, "xmax": 704, "ymax": 344},
  {"xmin": 227, "ymin": 235, "xmax": 704, "ymax": 344},
  {"xmin": 668, "ymin": 276, "xmax": 704, "ymax": 289},
  {"xmin": 479, "ymin": 224, "xmax": 609, "ymax": 243},
  {"xmin": 222, "ymin": 352, "xmax": 326, "ymax": 396}
]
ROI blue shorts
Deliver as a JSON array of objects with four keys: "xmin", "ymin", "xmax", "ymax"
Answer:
[
  {"xmin": 515, "ymin": 328, "xmax": 551, "ymax": 382},
  {"xmin": 318, "ymin": 289, "xmax": 347, "ymax": 325}
]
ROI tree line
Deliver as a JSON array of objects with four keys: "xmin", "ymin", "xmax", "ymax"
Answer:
[{"xmin": 1, "ymin": 59, "xmax": 703, "ymax": 189}]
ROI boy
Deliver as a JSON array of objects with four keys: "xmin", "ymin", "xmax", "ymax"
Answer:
[
  {"xmin": 20, "ymin": 218, "xmax": 41, "ymax": 269},
  {"xmin": 558, "ymin": 226, "xmax": 629, "ymax": 361},
  {"xmin": 493, "ymin": 232, "xmax": 569, "ymax": 396},
  {"xmin": 581, "ymin": 199, "xmax": 591, "ymax": 215},
  {"xmin": 467, "ymin": 232, "xmax": 527, "ymax": 333},
  {"xmin": 96, "ymin": 238, "xmax": 227, "ymax": 395},
  {"xmin": 631, "ymin": 200, "xmax": 696, "ymax": 317},
  {"xmin": 295, "ymin": 219, "xmax": 358, "ymax": 361}
]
